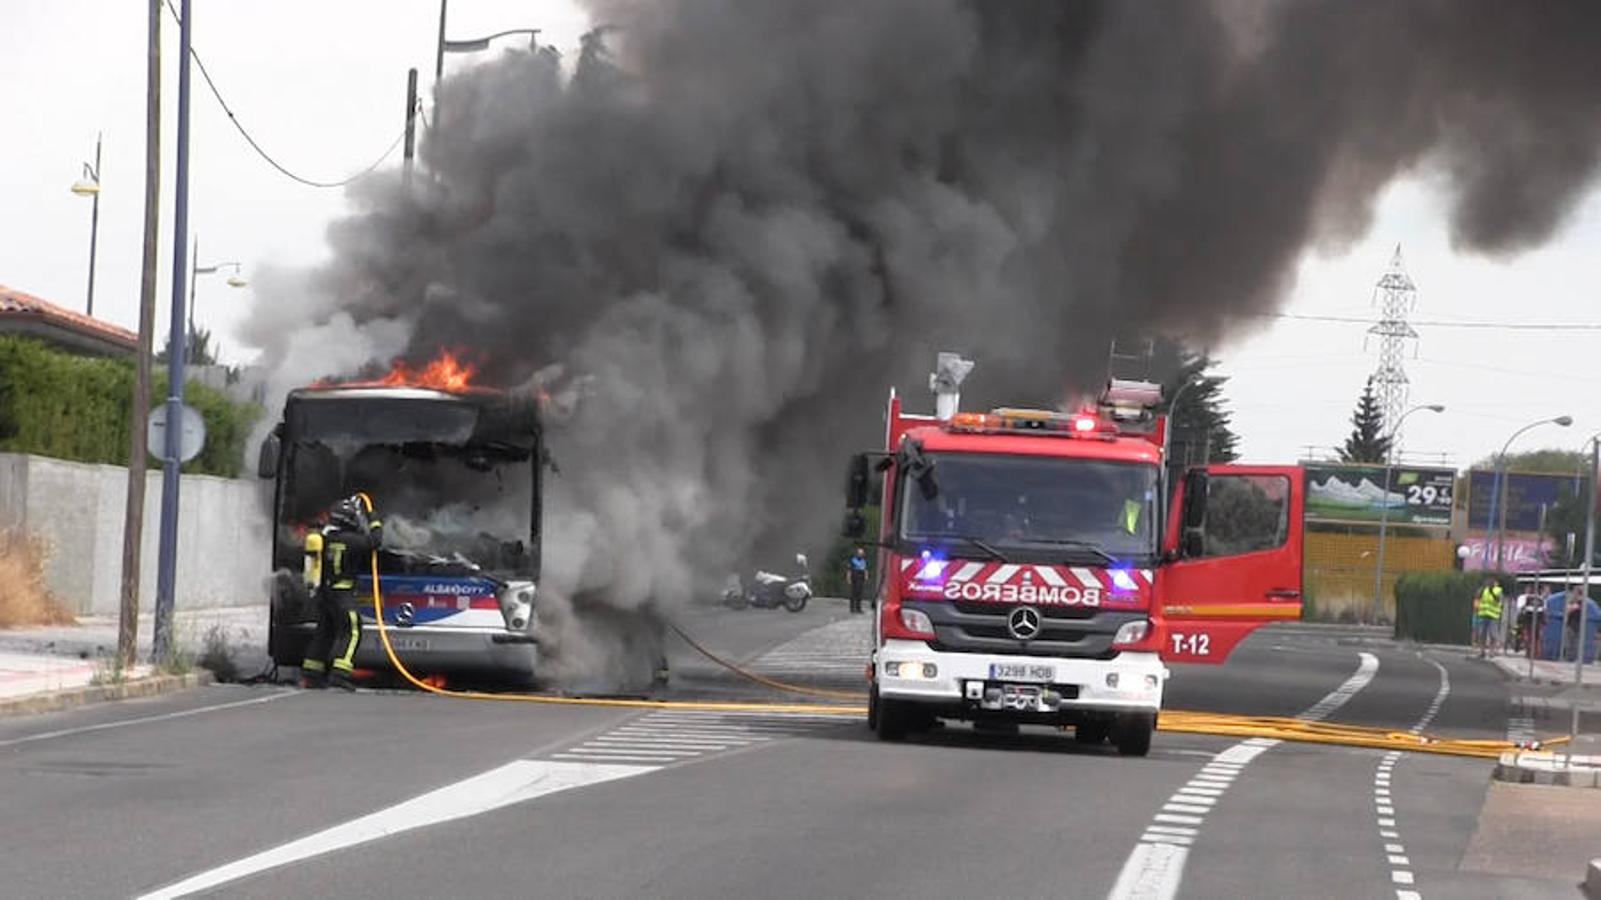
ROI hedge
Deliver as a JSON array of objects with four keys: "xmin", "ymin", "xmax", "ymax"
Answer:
[
  {"xmin": 0, "ymin": 336, "xmax": 259, "ymax": 477},
  {"xmin": 1393, "ymin": 570, "xmax": 1515, "ymax": 645}
]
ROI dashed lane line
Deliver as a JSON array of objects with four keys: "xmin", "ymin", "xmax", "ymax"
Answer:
[
  {"xmin": 1107, "ymin": 652, "xmax": 1381, "ymax": 900},
  {"xmin": 1374, "ymin": 656, "xmax": 1450, "ymax": 900}
]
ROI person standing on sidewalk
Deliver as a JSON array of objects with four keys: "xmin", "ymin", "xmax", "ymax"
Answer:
[
  {"xmin": 1472, "ymin": 577, "xmax": 1504, "ymax": 659},
  {"xmin": 846, "ymin": 546, "xmax": 870, "ymax": 614}
]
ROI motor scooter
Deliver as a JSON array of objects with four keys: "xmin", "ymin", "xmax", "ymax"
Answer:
[{"xmin": 722, "ymin": 554, "xmax": 812, "ymax": 612}]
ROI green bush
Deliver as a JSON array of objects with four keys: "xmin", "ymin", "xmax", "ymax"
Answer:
[
  {"xmin": 0, "ymin": 336, "xmax": 259, "ymax": 478},
  {"xmin": 0, "ymin": 336, "xmax": 133, "ymax": 463},
  {"xmin": 1393, "ymin": 570, "xmax": 1514, "ymax": 645}
]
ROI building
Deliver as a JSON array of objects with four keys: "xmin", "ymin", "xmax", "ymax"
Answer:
[{"xmin": 0, "ymin": 284, "xmax": 136, "ymax": 359}]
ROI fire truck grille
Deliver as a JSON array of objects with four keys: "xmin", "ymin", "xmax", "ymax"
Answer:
[{"xmin": 908, "ymin": 600, "xmax": 1146, "ymax": 659}]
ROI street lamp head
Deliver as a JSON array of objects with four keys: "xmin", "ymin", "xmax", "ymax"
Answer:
[
  {"xmin": 70, "ymin": 179, "xmax": 100, "ymax": 197},
  {"xmin": 225, "ymin": 274, "xmax": 248, "ymax": 289},
  {"xmin": 1555, "ymin": 415, "xmax": 1575, "ymax": 427},
  {"xmin": 1424, "ymin": 404, "xmax": 1445, "ymax": 413}
]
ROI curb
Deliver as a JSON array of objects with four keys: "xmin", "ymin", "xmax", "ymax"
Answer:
[
  {"xmin": 1493, "ymin": 751, "xmax": 1601, "ymax": 788},
  {"xmin": 0, "ymin": 670, "xmax": 215, "ymax": 720},
  {"xmin": 1585, "ymin": 859, "xmax": 1600, "ymax": 899}
]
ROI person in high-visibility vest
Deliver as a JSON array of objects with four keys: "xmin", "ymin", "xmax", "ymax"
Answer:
[{"xmin": 1472, "ymin": 578, "xmax": 1504, "ymax": 658}]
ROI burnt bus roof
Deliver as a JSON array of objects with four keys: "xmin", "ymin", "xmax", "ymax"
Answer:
[{"xmin": 283, "ymin": 385, "xmax": 540, "ymax": 446}]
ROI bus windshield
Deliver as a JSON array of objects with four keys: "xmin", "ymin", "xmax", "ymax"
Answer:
[
  {"xmin": 273, "ymin": 393, "xmax": 540, "ymax": 576},
  {"xmin": 899, "ymin": 452, "xmax": 1159, "ymax": 563}
]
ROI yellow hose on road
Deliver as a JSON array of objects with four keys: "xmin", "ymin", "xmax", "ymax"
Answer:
[
  {"xmin": 360, "ymin": 549, "xmax": 1563, "ymax": 756},
  {"xmin": 1158, "ymin": 711, "xmax": 1569, "ymax": 759},
  {"xmin": 363, "ymin": 552, "xmax": 864, "ymax": 715}
]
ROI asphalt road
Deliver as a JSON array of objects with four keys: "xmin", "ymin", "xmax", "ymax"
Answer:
[{"xmin": 0, "ymin": 610, "xmax": 1579, "ymax": 899}]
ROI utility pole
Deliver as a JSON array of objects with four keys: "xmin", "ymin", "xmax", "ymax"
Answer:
[
  {"xmin": 403, "ymin": 68, "xmax": 419, "ymax": 186},
  {"xmin": 118, "ymin": 0, "xmax": 161, "ymax": 672},
  {"xmin": 153, "ymin": 0, "xmax": 194, "ymax": 665},
  {"xmin": 1573, "ymin": 437, "xmax": 1597, "ymax": 751}
]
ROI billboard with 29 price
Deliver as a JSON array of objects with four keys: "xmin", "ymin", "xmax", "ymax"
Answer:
[{"xmin": 1304, "ymin": 464, "xmax": 1455, "ymax": 526}]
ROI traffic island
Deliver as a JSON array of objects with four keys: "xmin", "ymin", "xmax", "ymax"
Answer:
[
  {"xmin": 1493, "ymin": 749, "xmax": 1601, "ymax": 788},
  {"xmin": 0, "ymin": 670, "xmax": 214, "ymax": 719}
]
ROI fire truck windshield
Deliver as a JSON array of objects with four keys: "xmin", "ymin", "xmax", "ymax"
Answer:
[{"xmin": 898, "ymin": 453, "xmax": 1159, "ymax": 563}]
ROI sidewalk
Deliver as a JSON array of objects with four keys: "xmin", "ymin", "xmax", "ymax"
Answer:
[
  {"xmin": 1489, "ymin": 653, "xmax": 1601, "ymax": 691},
  {"xmin": 0, "ymin": 605, "xmax": 266, "ymax": 715}
]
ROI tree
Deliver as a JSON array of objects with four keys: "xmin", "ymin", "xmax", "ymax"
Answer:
[
  {"xmin": 1158, "ymin": 346, "xmax": 1239, "ymax": 466},
  {"xmin": 1338, "ymin": 378, "xmax": 1390, "ymax": 464},
  {"xmin": 155, "ymin": 325, "xmax": 217, "ymax": 366}
]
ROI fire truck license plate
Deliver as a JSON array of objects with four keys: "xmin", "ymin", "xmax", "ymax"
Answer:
[{"xmin": 990, "ymin": 663, "xmax": 1053, "ymax": 682}]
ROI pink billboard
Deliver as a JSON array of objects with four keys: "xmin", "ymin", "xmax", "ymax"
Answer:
[{"xmin": 1460, "ymin": 535, "xmax": 1555, "ymax": 573}]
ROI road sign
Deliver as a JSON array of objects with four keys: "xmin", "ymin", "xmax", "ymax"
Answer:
[{"xmin": 147, "ymin": 402, "xmax": 206, "ymax": 463}]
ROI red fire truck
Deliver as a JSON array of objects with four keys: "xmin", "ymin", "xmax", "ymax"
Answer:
[{"xmin": 844, "ymin": 356, "xmax": 1303, "ymax": 754}]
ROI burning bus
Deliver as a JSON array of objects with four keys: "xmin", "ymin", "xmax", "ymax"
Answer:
[{"xmin": 257, "ymin": 356, "xmax": 546, "ymax": 683}]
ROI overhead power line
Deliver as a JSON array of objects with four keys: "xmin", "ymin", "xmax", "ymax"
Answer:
[
  {"xmin": 1258, "ymin": 311, "xmax": 1601, "ymax": 332},
  {"xmin": 164, "ymin": 0, "xmax": 406, "ymax": 189}
]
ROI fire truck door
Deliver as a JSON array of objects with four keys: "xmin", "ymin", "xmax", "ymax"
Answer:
[{"xmin": 1159, "ymin": 465, "xmax": 1304, "ymax": 664}]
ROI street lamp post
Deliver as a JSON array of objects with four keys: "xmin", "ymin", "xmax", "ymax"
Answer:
[
  {"xmin": 184, "ymin": 233, "xmax": 245, "ymax": 364},
  {"xmin": 1372, "ymin": 404, "xmax": 1445, "ymax": 623},
  {"xmin": 433, "ymin": 0, "xmax": 541, "ymax": 124},
  {"xmin": 70, "ymin": 133, "xmax": 103, "ymax": 317},
  {"xmin": 1492, "ymin": 415, "xmax": 1574, "ymax": 572},
  {"xmin": 153, "ymin": 0, "xmax": 195, "ymax": 665}
]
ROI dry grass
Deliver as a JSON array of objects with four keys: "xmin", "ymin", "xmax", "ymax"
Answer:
[{"xmin": 0, "ymin": 528, "xmax": 75, "ymax": 628}]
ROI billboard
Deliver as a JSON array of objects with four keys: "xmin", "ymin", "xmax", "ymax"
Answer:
[
  {"xmin": 1304, "ymin": 465, "xmax": 1455, "ymax": 526},
  {"xmin": 1466, "ymin": 470, "xmax": 1586, "ymax": 532},
  {"xmin": 1460, "ymin": 535, "xmax": 1555, "ymax": 573}
]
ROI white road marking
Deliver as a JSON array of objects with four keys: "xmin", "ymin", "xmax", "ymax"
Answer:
[
  {"xmin": 1368, "ymin": 656, "xmax": 1449, "ymax": 900},
  {"xmin": 1108, "ymin": 652, "xmax": 1380, "ymax": 900},
  {"xmin": 137, "ymin": 759, "xmax": 652, "ymax": 899},
  {"xmin": 0, "ymin": 689, "xmax": 297, "ymax": 749}
]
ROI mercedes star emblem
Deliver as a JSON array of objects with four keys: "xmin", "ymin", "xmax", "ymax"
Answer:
[{"xmin": 1008, "ymin": 606, "xmax": 1041, "ymax": 641}]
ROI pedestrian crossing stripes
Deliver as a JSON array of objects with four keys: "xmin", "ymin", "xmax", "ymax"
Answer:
[
  {"xmin": 1506, "ymin": 714, "xmax": 1536, "ymax": 746},
  {"xmin": 546, "ymin": 710, "xmax": 848, "ymax": 765},
  {"xmin": 748, "ymin": 616, "xmax": 873, "ymax": 690}
]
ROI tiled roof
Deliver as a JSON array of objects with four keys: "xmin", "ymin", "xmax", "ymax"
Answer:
[{"xmin": 0, "ymin": 284, "xmax": 137, "ymax": 351}]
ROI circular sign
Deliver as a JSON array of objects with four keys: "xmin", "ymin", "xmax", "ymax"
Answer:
[{"xmin": 147, "ymin": 402, "xmax": 207, "ymax": 463}]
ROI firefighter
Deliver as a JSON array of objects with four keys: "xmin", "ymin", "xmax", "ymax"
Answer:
[{"xmin": 301, "ymin": 493, "xmax": 383, "ymax": 690}]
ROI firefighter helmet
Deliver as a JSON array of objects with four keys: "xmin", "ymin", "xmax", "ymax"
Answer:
[{"xmin": 329, "ymin": 495, "xmax": 366, "ymax": 530}]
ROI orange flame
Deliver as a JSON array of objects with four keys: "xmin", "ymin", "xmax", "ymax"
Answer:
[{"xmin": 317, "ymin": 350, "xmax": 481, "ymax": 393}]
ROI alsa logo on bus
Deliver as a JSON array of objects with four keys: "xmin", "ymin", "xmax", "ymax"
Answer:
[{"xmin": 899, "ymin": 560, "xmax": 1149, "ymax": 608}]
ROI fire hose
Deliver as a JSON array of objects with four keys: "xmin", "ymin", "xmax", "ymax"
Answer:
[{"xmin": 362, "ymin": 546, "xmax": 1563, "ymax": 757}]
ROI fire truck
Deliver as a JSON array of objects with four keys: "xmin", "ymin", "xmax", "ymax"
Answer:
[{"xmin": 844, "ymin": 355, "xmax": 1303, "ymax": 754}]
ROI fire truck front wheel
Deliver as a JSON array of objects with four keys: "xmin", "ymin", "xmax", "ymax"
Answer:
[
  {"xmin": 870, "ymin": 685, "xmax": 916, "ymax": 742},
  {"xmin": 1112, "ymin": 711, "xmax": 1155, "ymax": 757}
]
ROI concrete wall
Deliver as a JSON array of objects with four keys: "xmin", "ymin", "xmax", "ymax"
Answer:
[{"xmin": 0, "ymin": 453, "xmax": 271, "ymax": 615}]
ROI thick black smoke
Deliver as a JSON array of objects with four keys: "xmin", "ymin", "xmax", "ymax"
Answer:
[{"xmin": 242, "ymin": 0, "xmax": 1601, "ymax": 681}]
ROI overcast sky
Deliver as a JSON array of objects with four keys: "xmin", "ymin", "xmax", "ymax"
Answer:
[{"xmin": 4, "ymin": 1, "xmax": 1600, "ymax": 471}]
